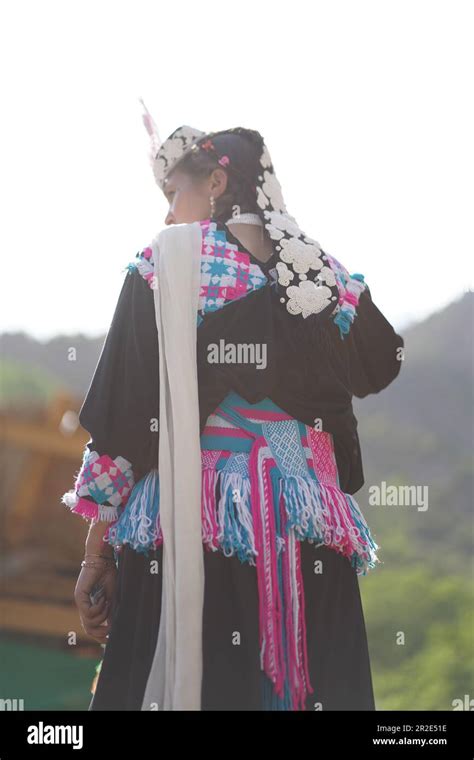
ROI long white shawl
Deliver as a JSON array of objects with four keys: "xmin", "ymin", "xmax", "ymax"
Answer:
[{"xmin": 141, "ymin": 221, "xmax": 204, "ymax": 710}]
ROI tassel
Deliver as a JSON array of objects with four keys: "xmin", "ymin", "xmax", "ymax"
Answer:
[
  {"xmin": 61, "ymin": 492, "xmax": 105, "ymax": 522},
  {"xmin": 201, "ymin": 467, "xmax": 220, "ymax": 550},
  {"xmin": 201, "ymin": 450, "xmax": 222, "ymax": 550},
  {"xmin": 276, "ymin": 473, "xmax": 314, "ymax": 710},
  {"xmin": 249, "ymin": 439, "xmax": 286, "ymax": 699},
  {"xmin": 216, "ymin": 471, "xmax": 256, "ymax": 564},
  {"xmin": 106, "ymin": 470, "xmax": 161, "ymax": 555},
  {"xmin": 282, "ymin": 475, "xmax": 379, "ymax": 575},
  {"xmin": 333, "ymin": 273, "xmax": 367, "ymax": 340}
]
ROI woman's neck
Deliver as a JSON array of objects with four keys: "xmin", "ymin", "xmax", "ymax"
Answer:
[{"xmin": 225, "ymin": 222, "xmax": 274, "ymax": 264}]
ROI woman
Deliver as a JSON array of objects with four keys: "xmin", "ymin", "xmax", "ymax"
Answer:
[{"xmin": 62, "ymin": 101, "xmax": 404, "ymax": 711}]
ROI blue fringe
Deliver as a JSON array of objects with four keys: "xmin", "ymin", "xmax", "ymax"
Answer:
[
  {"xmin": 282, "ymin": 475, "xmax": 379, "ymax": 576},
  {"xmin": 261, "ymin": 670, "xmax": 292, "ymax": 710},
  {"xmin": 333, "ymin": 272, "xmax": 366, "ymax": 340},
  {"xmin": 334, "ymin": 309, "xmax": 353, "ymax": 339},
  {"xmin": 217, "ymin": 473, "xmax": 255, "ymax": 564},
  {"xmin": 106, "ymin": 470, "xmax": 160, "ymax": 555}
]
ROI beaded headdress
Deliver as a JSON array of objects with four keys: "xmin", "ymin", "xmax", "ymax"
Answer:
[{"xmin": 140, "ymin": 97, "xmax": 363, "ymax": 326}]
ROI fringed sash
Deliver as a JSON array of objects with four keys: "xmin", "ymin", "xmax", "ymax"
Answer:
[{"xmin": 108, "ymin": 389, "xmax": 379, "ymax": 711}]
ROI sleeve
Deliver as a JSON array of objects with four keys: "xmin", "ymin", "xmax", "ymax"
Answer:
[
  {"xmin": 61, "ymin": 259, "xmax": 159, "ymax": 527},
  {"xmin": 343, "ymin": 285, "xmax": 405, "ymax": 398}
]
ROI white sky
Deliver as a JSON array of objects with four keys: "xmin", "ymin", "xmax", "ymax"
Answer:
[{"xmin": 1, "ymin": 0, "xmax": 472, "ymax": 340}]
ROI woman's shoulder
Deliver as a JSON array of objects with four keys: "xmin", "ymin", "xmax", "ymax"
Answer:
[
  {"xmin": 126, "ymin": 220, "xmax": 269, "ymax": 317},
  {"xmin": 123, "ymin": 230, "xmax": 370, "ymax": 342}
]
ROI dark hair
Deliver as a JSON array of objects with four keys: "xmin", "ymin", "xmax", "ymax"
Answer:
[{"xmin": 168, "ymin": 131, "xmax": 262, "ymax": 223}]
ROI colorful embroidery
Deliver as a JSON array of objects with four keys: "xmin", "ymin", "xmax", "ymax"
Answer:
[
  {"xmin": 125, "ymin": 232, "xmax": 367, "ymax": 340},
  {"xmin": 61, "ymin": 447, "xmax": 134, "ymax": 523},
  {"xmin": 125, "ymin": 245, "xmax": 155, "ymax": 288},
  {"xmin": 126, "ymin": 221, "xmax": 268, "ymax": 323},
  {"xmin": 198, "ymin": 219, "xmax": 268, "ymax": 315},
  {"xmin": 324, "ymin": 252, "xmax": 368, "ymax": 340},
  {"xmin": 106, "ymin": 390, "xmax": 380, "ymax": 711}
]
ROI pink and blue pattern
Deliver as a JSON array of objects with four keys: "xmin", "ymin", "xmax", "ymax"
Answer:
[
  {"xmin": 106, "ymin": 389, "xmax": 380, "ymax": 711},
  {"xmin": 325, "ymin": 252, "xmax": 368, "ymax": 339},
  {"xmin": 198, "ymin": 219, "xmax": 268, "ymax": 315},
  {"xmin": 61, "ymin": 447, "xmax": 135, "ymax": 524},
  {"xmin": 126, "ymin": 219, "xmax": 268, "ymax": 327}
]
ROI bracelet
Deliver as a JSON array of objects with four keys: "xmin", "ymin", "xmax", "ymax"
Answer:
[
  {"xmin": 81, "ymin": 554, "xmax": 116, "ymax": 569},
  {"xmin": 81, "ymin": 560, "xmax": 116, "ymax": 569}
]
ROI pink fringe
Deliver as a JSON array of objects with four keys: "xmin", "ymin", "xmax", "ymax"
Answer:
[
  {"xmin": 68, "ymin": 496, "xmax": 99, "ymax": 521},
  {"xmin": 201, "ymin": 468, "xmax": 219, "ymax": 549},
  {"xmin": 279, "ymin": 482, "xmax": 314, "ymax": 710},
  {"xmin": 250, "ymin": 441, "xmax": 287, "ymax": 700}
]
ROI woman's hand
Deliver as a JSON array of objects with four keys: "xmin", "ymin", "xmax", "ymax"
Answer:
[{"xmin": 74, "ymin": 559, "xmax": 117, "ymax": 645}]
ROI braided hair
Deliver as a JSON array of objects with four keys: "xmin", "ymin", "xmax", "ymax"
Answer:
[{"xmin": 168, "ymin": 128, "xmax": 264, "ymax": 224}]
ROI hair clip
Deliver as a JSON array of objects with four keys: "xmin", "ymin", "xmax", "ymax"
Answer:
[
  {"xmin": 201, "ymin": 140, "xmax": 214, "ymax": 152},
  {"xmin": 218, "ymin": 155, "xmax": 230, "ymax": 166}
]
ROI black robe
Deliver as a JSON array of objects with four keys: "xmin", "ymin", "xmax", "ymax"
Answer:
[
  {"xmin": 77, "ymin": 221, "xmax": 404, "ymax": 710},
  {"xmin": 79, "ymin": 229, "xmax": 404, "ymax": 495}
]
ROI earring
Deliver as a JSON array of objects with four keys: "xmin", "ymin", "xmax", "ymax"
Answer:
[{"xmin": 209, "ymin": 195, "xmax": 216, "ymax": 217}]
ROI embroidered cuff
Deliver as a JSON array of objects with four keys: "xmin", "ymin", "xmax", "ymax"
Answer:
[
  {"xmin": 61, "ymin": 447, "xmax": 135, "ymax": 523},
  {"xmin": 332, "ymin": 272, "xmax": 367, "ymax": 339},
  {"xmin": 322, "ymin": 252, "xmax": 367, "ymax": 339}
]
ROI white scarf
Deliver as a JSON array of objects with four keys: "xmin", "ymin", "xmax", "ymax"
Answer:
[{"xmin": 141, "ymin": 221, "xmax": 204, "ymax": 710}]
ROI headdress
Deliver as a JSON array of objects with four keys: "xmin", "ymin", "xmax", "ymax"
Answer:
[{"xmin": 139, "ymin": 97, "xmax": 346, "ymax": 326}]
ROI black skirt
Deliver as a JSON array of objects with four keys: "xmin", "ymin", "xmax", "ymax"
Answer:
[{"xmin": 88, "ymin": 541, "xmax": 376, "ymax": 711}]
